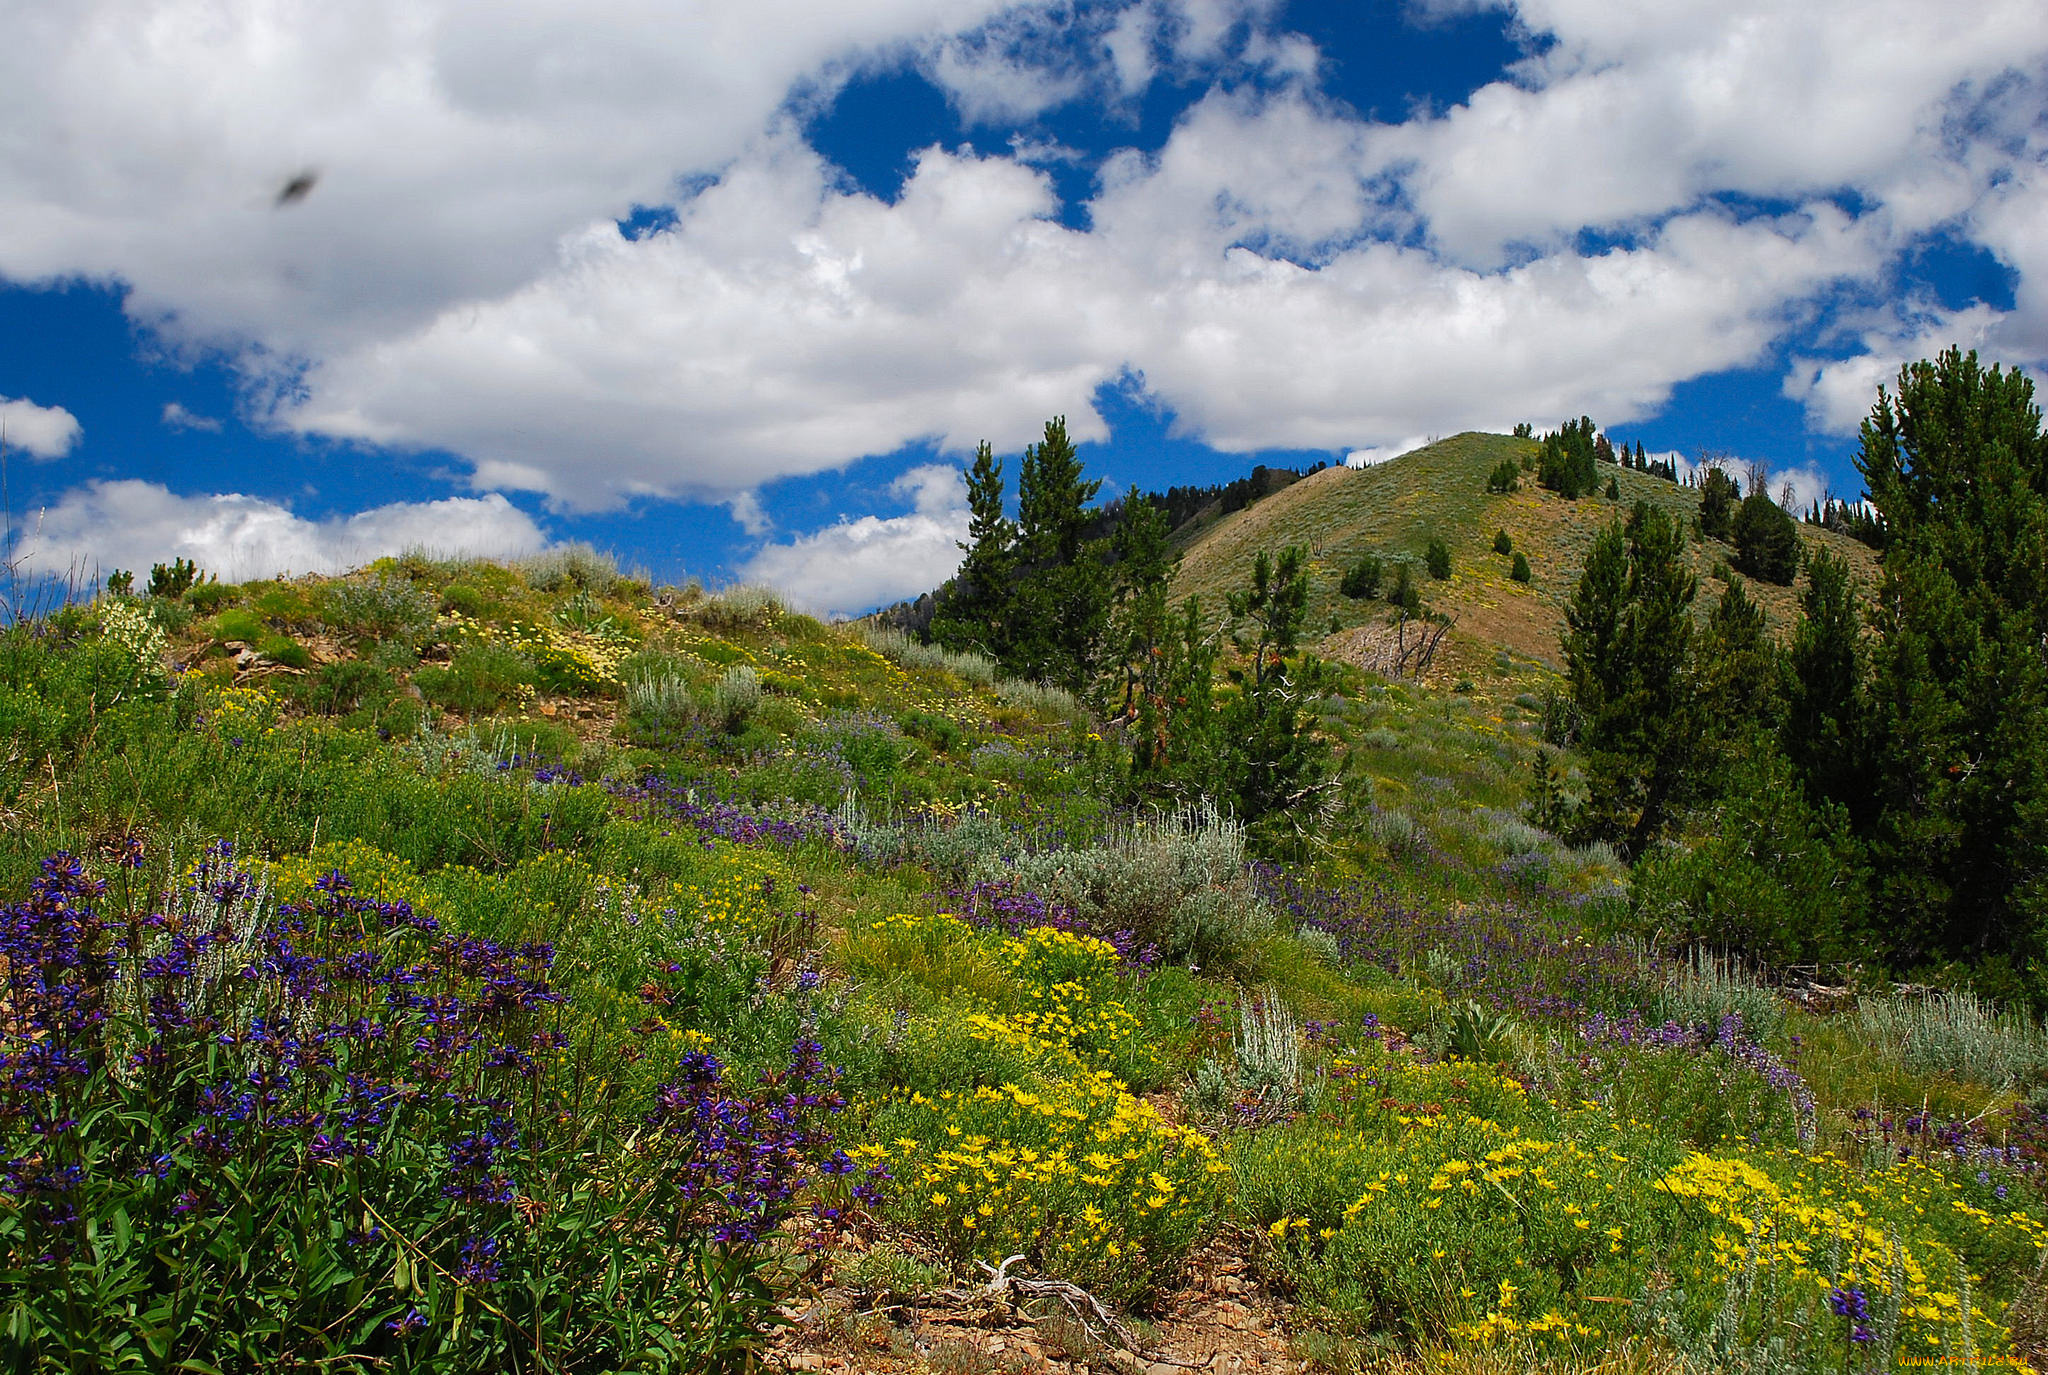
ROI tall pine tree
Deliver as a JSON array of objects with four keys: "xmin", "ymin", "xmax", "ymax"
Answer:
[
  {"xmin": 928, "ymin": 441, "xmax": 1016, "ymax": 660},
  {"xmin": 1855, "ymin": 347, "xmax": 2048, "ymax": 965},
  {"xmin": 1011, "ymin": 416, "xmax": 1112, "ymax": 691},
  {"xmin": 1562, "ymin": 502, "xmax": 1702, "ymax": 857}
]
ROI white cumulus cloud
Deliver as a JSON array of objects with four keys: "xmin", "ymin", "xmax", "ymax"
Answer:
[
  {"xmin": 741, "ymin": 464, "xmax": 970, "ymax": 617},
  {"xmin": 0, "ymin": 395, "xmax": 82, "ymax": 459},
  {"xmin": 11, "ymin": 482, "xmax": 547, "ymax": 584},
  {"xmin": 161, "ymin": 401, "xmax": 223, "ymax": 433}
]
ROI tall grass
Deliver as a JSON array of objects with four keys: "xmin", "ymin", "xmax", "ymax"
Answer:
[
  {"xmin": 1858, "ymin": 990, "xmax": 2048, "ymax": 1086},
  {"xmin": 856, "ymin": 625, "xmax": 1001, "ymax": 686}
]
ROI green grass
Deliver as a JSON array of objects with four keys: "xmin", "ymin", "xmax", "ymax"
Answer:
[{"xmin": 2, "ymin": 541, "xmax": 2042, "ymax": 1375}]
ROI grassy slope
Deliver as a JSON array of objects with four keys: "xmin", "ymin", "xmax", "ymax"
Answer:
[
  {"xmin": 1170, "ymin": 432, "xmax": 1883, "ymax": 679},
  {"xmin": 5, "ymin": 551, "xmax": 2045, "ymax": 1374}
]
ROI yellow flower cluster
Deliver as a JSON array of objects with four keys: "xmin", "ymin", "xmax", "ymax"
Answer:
[
  {"xmin": 1659, "ymin": 1147, "xmax": 2033, "ymax": 1355},
  {"xmin": 878, "ymin": 1065, "xmax": 1227, "ymax": 1306},
  {"xmin": 440, "ymin": 610, "xmax": 630, "ymax": 691},
  {"xmin": 674, "ymin": 843, "xmax": 790, "ymax": 938},
  {"xmin": 266, "ymin": 838, "xmax": 432, "ymax": 911},
  {"xmin": 199, "ymin": 683, "xmax": 281, "ymax": 739}
]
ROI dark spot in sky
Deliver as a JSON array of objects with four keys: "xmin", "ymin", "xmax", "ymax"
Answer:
[{"xmin": 275, "ymin": 170, "xmax": 319, "ymax": 208}]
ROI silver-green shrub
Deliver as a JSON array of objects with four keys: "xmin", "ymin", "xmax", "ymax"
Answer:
[{"xmin": 1858, "ymin": 990, "xmax": 2048, "ymax": 1087}]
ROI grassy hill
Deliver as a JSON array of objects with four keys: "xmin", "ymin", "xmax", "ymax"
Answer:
[
  {"xmin": 1170, "ymin": 432, "xmax": 1882, "ymax": 682},
  {"xmin": 2, "ymin": 546, "xmax": 2043, "ymax": 1375}
]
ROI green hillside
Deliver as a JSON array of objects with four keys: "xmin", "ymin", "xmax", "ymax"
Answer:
[
  {"xmin": 1171, "ymin": 432, "xmax": 1881, "ymax": 680},
  {"xmin": 2, "ymin": 531, "xmax": 2042, "ymax": 1375}
]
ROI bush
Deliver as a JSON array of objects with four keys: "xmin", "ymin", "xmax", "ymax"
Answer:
[
  {"xmin": 984, "ymin": 803, "xmax": 1272, "ymax": 969},
  {"xmin": 1492, "ymin": 529, "xmax": 1512, "ymax": 556},
  {"xmin": 1424, "ymin": 538, "xmax": 1452, "ymax": 580},
  {"xmin": 710, "ymin": 665, "xmax": 762, "ymax": 734},
  {"xmin": 322, "ymin": 573, "xmax": 438, "ymax": 643},
  {"xmin": 1339, "ymin": 554, "xmax": 1384, "ymax": 600},
  {"xmin": 1388, "ymin": 563, "xmax": 1421, "ymax": 614},
  {"xmin": 516, "ymin": 543, "xmax": 619, "ymax": 593},
  {"xmin": 1510, "ymin": 552, "xmax": 1532, "ymax": 583},
  {"xmin": 413, "ymin": 642, "xmax": 535, "ymax": 715},
  {"xmin": 1485, "ymin": 459, "xmax": 1520, "ymax": 494}
]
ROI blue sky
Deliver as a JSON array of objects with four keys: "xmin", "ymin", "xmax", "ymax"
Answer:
[{"xmin": 1, "ymin": 0, "xmax": 2043, "ymax": 615}]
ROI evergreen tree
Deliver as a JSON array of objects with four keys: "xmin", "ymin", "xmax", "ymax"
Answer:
[
  {"xmin": 1536, "ymin": 416, "xmax": 1602, "ymax": 498},
  {"xmin": 1784, "ymin": 546, "xmax": 1866, "ymax": 820},
  {"xmin": 1103, "ymin": 493, "xmax": 1175, "ymax": 722},
  {"xmin": 928, "ymin": 441, "xmax": 1015, "ymax": 660},
  {"xmin": 1732, "ymin": 492, "xmax": 1800, "ymax": 584},
  {"xmin": 1698, "ymin": 466, "xmax": 1740, "ymax": 539},
  {"xmin": 1223, "ymin": 546, "xmax": 1330, "ymax": 837},
  {"xmin": 1700, "ymin": 577, "xmax": 1779, "ymax": 730},
  {"xmin": 1562, "ymin": 502, "xmax": 1702, "ymax": 857},
  {"xmin": 1010, "ymin": 417, "xmax": 1111, "ymax": 691},
  {"xmin": 1854, "ymin": 347, "xmax": 2048, "ymax": 964}
]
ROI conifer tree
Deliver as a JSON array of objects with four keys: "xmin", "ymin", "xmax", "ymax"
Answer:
[
  {"xmin": 1562, "ymin": 502, "xmax": 1701, "ymax": 856},
  {"xmin": 1784, "ymin": 546, "xmax": 1866, "ymax": 821},
  {"xmin": 1223, "ymin": 546, "xmax": 1330, "ymax": 837},
  {"xmin": 1010, "ymin": 417, "xmax": 1111, "ymax": 691},
  {"xmin": 1854, "ymin": 347, "xmax": 2048, "ymax": 963},
  {"xmin": 928, "ymin": 441, "xmax": 1015, "ymax": 659}
]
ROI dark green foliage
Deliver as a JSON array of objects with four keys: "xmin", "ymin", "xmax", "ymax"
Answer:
[
  {"xmin": 1510, "ymin": 552, "xmax": 1531, "ymax": 584},
  {"xmin": 1537, "ymin": 416, "xmax": 1601, "ymax": 499},
  {"xmin": 1103, "ymin": 491, "xmax": 1179, "ymax": 727},
  {"xmin": 898, "ymin": 708, "xmax": 964, "ymax": 753},
  {"xmin": 928, "ymin": 440, "xmax": 1015, "ymax": 661},
  {"xmin": 1698, "ymin": 578, "xmax": 1779, "ymax": 730},
  {"xmin": 1424, "ymin": 537, "xmax": 1452, "ymax": 580},
  {"xmin": 1784, "ymin": 547, "xmax": 1865, "ymax": 818},
  {"xmin": 1123, "ymin": 595, "xmax": 1222, "ymax": 795},
  {"xmin": 1698, "ymin": 466, "xmax": 1740, "ymax": 539},
  {"xmin": 1605, "ymin": 476, "xmax": 1619, "ymax": 501},
  {"xmin": 105, "ymin": 569, "xmax": 133, "ymax": 596},
  {"xmin": 1632, "ymin": 744, "xmax": 1863, "ymax": 966},
  {"xmin": 146, "ymin": 556, "xmax": 207, "ymax": 599},
  {"xmin": 1485, "ymin": 460, "xmax": 1520, "ymax": 494},
  {"xmin": 1011, "ymin": 417, "xmax": 1111, "ymax": 691},
  {"xmin": 1512, "ymin": 422, "xmax": 1533, "ymax": 439},
  {"xmin": 1808, "ymin": 496, "xmax": 1887, "ymax": 549},
  {"xmin": 1224, "ymin": 546, "xmax": 1331, "ymax": 840},
  {"xmin": 1561, "ymin": 503, "xmax": 1700, "ymax": 858},
  {"xmin": 1340, "ymin": 554, "xmax": 1384, "ymax": 599},
  {"xmin": 1388, "ymin": 562, "xmax": 1421, "ymax": 614},
  {"xmin": 305, "ymin": 658, "xmax": 396, "ymax": 717},
  {"xmin": 931, "ymin": 419, "xmax": 1112, "ymax": 693},
  {"xmin": 1853, "ymin": 347, "xmax": 2048, "ymax": 967},
  {"xmin": 1732, "ymin": 493, "xmax": 1800, "ymax": 584},
  {"xmin": 1492, "ymin": 529, "xmax": 1513, "ymax": 557}
]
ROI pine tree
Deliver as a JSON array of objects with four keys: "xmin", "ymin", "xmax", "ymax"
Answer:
[
  {"xmin": 1223, "ymin": 546, "xmax": 1331, "ymax": 838},
  {"xmin": 1698, "ymin": 466, "xmax": 1740, "ymax": 539},
  {"xmin": 1562, "ymin": 502, "xmax": 1702, "ymax": 857},
  {"xmin": 928, "ymin": 441, "xmax": 1015, "ymax": 659},
  {"xmin": 1732, "ymin": 492, "xmax": 1800, "ymax": 584},
  {"xmin": 1855, "ymin": 347, "xmax": 2048, "ymax": 964},
  {"xmin": 1784, "ymin": 546, "xmax": 1865, "ymax": 821},
  {"xmin": 1104, "ymin": 494, "xmax": 1175, "ymax": 723},
  {"xmin": 1010, "ymin": 417, "xmax": 1111, "ymax": 691}
]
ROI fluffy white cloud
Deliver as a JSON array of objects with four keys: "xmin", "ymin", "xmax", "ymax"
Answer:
[
  {"xmin": 740, "ymin": 464, "xmax": 969, "ymax": 616},
  {"xmin": 0, "ymin": 0, "xmax": 1037, "ymax": 359},
  {"xmin": 1377, "ymin": 0, "xmax": 2048, "ymax": 265},
  {"xmin": 0, "ymin": 395, "xmax": 82, "ymax": 459},
  {"xmin": 161, "ymin": 401, "xmax": 223, "ymax": 433},
  {"xmin": 11, "ymin": 482, "xmax": 547, "ymax": 583},
  {"xmin": 5, "ymin": 0, "xmax": 2046, "ymax": 523},
  {"xmin": 278, "ymin": 137, "xmax": 1124, "ymax": 509}
]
